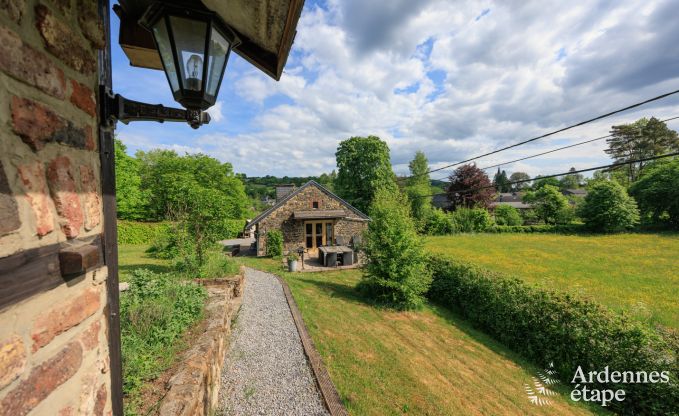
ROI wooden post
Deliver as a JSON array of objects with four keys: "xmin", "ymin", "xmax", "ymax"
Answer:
[{"xmin": 98, "ymin": 0, "xmax": 123, "ymax": 413}]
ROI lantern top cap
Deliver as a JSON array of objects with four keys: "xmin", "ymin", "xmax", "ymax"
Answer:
[{"xmin": 139, "ymin": 2, "xmax": 239, "ymax": 45}]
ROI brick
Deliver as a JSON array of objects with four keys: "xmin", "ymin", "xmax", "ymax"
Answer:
[
  {"xmin": 77, "ymin": 0, "xmax": 105, "ymax": 49},
  {"xmin": 11, "ymin": 96, "xmax": 65, "ymax": 151},
  {"xmin": 31, "ymin": 286, "xmax": 100, "ymax": 351},
  {"xmin": 0, "ymin": 342, "xmax": 82, "ymax": 416},
  {"xmin": 85, "ymin": 125, "xmax": 96, "ymax": 151},
  {"xmin": 79, "ymin": 164, "xmax": 101, "ymax": 230},
  {"xmin": 70, "ymin": 79, "xmax": 96, "ymax": 117},
  {"xmin": 0, "ymin": 26, "xmax": 66, "ymax": 98},
  {"xmin": 11, "ymin": 97, "xmax": 90, "ymax": 151},
  {"xmin": 47, "ymin": 156, "xmax": 83, "ymax": 238},
  {"xmin": 35, "ymin": 4, "xmax": 95, "ymax": 74},
  {"xmin": 17, "ymin": 161, "xmax": 55, "ymax": 236},
  {"xmin": 0, "ymin": 335, "xmax": 26, "ymax": 390},
  {"xmin": 0, "ymin": 0, "xmax": 25, "ymax": 23},
  {"xmin": 79, "ymin": 317, "xmax": 100, "ymax": 351},
  {"xmin": 94, "ymin": 383, "xmax": 107, "ymax": 416},
  {"xmin": 0, "ymin": 162, "xmax": 21, "ymax": 236}
]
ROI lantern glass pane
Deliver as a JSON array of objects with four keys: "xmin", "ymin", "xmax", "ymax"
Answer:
[
  {"xmin": 206, "ymin": 26, "xmax": 231, "ymax": 98},
  {"xmin": 152, "ymin": 19, "xmax": 179, "ymax": 92},
  {"xmin": 169, "ymin": 16, "xmax": 208, "ymax": 92}
]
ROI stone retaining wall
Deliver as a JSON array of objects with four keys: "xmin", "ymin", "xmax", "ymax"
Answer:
[{"xmin": 158, "ymin": 267, "xmax": 245, "ymax": 415}]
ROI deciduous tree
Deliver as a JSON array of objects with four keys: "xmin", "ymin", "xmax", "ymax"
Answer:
[
  {"xmin": 629, "ymin": 158, "xmax": 679, "ymax": 227},
  {"xmin": 446, "ymin": 164, "xmax": 494, "ymax": 209},
  {"xmin": 335, "ymin": 136, "xmax": 397, "ymax": 213},
  {"xmin": 522, "ymin": 185, "xmax": 570, "ymax": 224},
  {"xmin": 406, "ymin": 151, "xmax": 432, "ymax": 223},
  {"xmin": 509, "ymin": 171, "xmax": 531, "ymax": 191}
]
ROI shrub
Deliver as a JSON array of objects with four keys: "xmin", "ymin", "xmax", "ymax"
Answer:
[
  {"xmin": 426, "ymin": 254, "xmax": 678, "ymax": 415},
  {"xmin": 579, "ymin": 180, "xmax": 640, "ymax": 232},
  {"xmin": 117, "ymin": 221, "xmax": 171, "ymax": 245},
  {"xmin": 423, "ymin": 208, "xmax": 457, "ymax": 235},
  {"xmin": 120, "ymin": 269, "xmax": 207, "ymax": 403},
  {"xmin": 450, "ymin": 207, "xmax": 492, "ymax": 232},
  {"xmin": 265, "ymin": 230, "xmax": 283, "ymax": 258},
  {"xmin": 360, "ymin": 188, "xmax": 431, "ymax": 310},
  {"xmin": 493, "ymin": 205, "xmax": 523, "ymax": 226}
]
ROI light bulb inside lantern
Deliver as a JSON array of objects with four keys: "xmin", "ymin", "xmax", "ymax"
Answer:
[{"xmin": 185, "ymin": 54, "xmax": 203, "ymax": 90}]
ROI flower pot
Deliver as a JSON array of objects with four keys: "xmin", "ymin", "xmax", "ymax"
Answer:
[{"xmin": 288, "ymin": 259, "xmax": 298, "ymax": 272}]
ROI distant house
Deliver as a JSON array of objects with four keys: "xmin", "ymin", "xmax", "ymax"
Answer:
[
  {"xmin": 245, "ymin": 181, "xmax": 370, "ymax": 257},
  {"xmin": 562, "ymin": 188, "xmax": 588, "ymax": 197},
  {"xmin": 489, "ymin": 193, "xmax": 532, "ymax": 210},
  {"xmin": 432, "ymin": 194, "xmax": 452, "ymax": 211}
]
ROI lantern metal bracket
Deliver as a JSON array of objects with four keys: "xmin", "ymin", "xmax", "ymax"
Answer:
[{"xmin": 100, "ymin": 88, "xmax": 210, "ymax": 130}]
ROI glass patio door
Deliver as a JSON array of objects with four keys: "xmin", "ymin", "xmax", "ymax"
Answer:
[{"xmin": 305, "ymin": 221, "xmax": 333, "ymax": 254}]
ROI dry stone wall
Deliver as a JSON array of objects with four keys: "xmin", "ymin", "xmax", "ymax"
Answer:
[
  {"xmin": 159, "ymin": 269, "xmax": 245, "ymax": 416},
  {"xmin": 0, "ymin": 1, "xmax": 111, "ymax": 414}
]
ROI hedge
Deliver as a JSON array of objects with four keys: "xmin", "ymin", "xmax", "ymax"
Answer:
[
  {"xmin": 485, "ymin": 224, "xmax": 585, "ymax": 234},
  {"xmin": 427, "ymin": 254, "xmax": 678, "ymax": 415},
  {"xmin": 118, "ymin": 219, "xmax": 246, "ymax": 244},
  {"xmin": 117, "ymin": 221, "xmax": 171, "ymax": 244}
]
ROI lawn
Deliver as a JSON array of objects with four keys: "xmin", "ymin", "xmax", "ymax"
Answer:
[
  {"xmin": 424, "ymin": 233, "xmax": 679, "ymax": 329},
  {"xmin": 239, "ymin": 257, "xmax": 603, "ymax": 416},
  {"xmin": 118, "ymin": 244, "xmax": 171, "ymax": 282}
]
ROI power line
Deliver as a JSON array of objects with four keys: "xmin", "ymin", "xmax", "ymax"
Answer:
[
  {"xmin": 431, "ymin": 115, "xmax": 679, "ymax": 182},
  {"xmin": 411, "ymin": 151, "xmax": 679, "ymax": 199},
  {"xmin": 398, "ymin": 89, "xmax": 679, "ymax": 183}
]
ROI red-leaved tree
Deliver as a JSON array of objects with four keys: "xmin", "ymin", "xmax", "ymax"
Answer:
[{"xmin": 446, "ymin": 164, "xmax": 495, "ymax": 209}]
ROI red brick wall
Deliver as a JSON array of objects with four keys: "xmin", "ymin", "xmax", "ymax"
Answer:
[{"xmin": 0, "ymin": 0, "xmax": 111, "ymax": 414}]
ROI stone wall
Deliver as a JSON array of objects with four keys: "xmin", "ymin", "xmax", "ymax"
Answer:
[
  {"xmin": 256, "ymin": 184, "xmax": 369, "ymax": 256},
  {"xmin": 0, "ymin": 0, "xmax": 111, "ymax": 414},
  {"xmin": 159, "ymin": 269, "xmax": 245, "ymax": 415}
]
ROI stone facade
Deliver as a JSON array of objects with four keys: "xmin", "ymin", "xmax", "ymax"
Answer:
[
  {"xmin": 252, "ymin": 182, "xmax": 369, "ymax": 256},
  {"xmin": 0, "ymin": 1, "xmax": 111, "ymax": 415}
]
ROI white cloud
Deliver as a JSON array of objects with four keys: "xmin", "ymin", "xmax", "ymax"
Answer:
[{"xmin": 206, "ymin": 101, "xmax": 224, "ymax": 122}]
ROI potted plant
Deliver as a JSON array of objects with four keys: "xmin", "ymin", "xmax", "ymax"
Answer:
[{"xmin": 287, "ymin": 252, "xmax": 299, "ymax": 272}]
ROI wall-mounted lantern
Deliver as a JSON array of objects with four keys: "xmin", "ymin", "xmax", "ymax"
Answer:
[
  {"xmin": 140, "ymin": 3, "xmax": 239, "ymax": 112},
  {"xmin": 107, "ymin": 0, "xmax": 304, "ymax": 130}
]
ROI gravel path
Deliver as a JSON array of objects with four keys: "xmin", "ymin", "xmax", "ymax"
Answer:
[{"xmin": 218, "ymin": 267, "xmax": 329, "ymax": 416}]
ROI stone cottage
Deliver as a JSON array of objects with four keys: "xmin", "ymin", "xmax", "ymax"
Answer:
[{"xmin": 246, "ymin": 181, "xmax": 370, "ymax": 257}]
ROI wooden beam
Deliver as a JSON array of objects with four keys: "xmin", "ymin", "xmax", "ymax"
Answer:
[{"xmin": 99, "ymin": 0, "xmax": 124, "ymax": 414}]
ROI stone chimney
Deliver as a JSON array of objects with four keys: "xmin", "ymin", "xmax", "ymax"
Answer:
[{"xmin": 275, "ymin": 184, "xmax": 296, "ymax": 202}]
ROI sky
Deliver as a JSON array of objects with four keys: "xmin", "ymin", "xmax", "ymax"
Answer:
[{"xmin": 111, "ymin": 0, "xmax": 679, "ymax": 179}]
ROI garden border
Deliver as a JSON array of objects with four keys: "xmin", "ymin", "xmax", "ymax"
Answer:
[{"xmin": 271, "ymin": 272, "xmax": 349, "ymax": 416}]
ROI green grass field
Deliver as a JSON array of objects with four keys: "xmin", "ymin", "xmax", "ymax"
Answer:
[
  {"xmin": 239, "ymin": 257, "xmax": 603, "ymax": 416},
  {"xmin": 118, "ymin": 244, "xmax": 171, "ymax": 282},
  {"xmin": 425, "ymin": 233, "xmax": 679, "ymax": 329}
]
